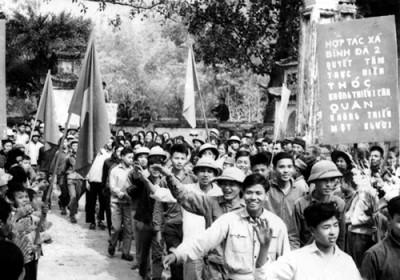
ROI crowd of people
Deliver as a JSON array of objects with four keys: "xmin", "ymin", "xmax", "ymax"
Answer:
[{"xmin": 1, "ymin": 120, "xmax": 400, "ymax": 280}]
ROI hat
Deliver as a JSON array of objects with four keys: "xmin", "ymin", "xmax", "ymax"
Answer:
[
  {"xmin": 148, "ymin": 146, "xmax": 166, "ymax": 160},
  {"xmin": 213, "ymin": 167, "xmax": 245, "ymax": 185},
  {"xmin": 210, "ymin": 128, "xmax": 220, "ymax": 137},
  {"xmin": 67, "ymin": 134, "xmax": 75, "ymax": 140},
  {"xmin": 308, "ymin": 160, "xmax": 343, "ymax": 182},
  {"xmin": 227, "ymin": 136, "xmax": 240, "ymax": 145},
  {"xmin": 192, "ymin": 157, "xmax": 221, "ymax": 176},
  {"xmin": 189, "ymin": 130, "xmax": 199, "ymax": 137},
  {"xmin": 198, "ymin": 143, "xmax": 219, "ymax": 159},
  {"xmin": 192, "ymin": 136, "xmax": 205, "ymax": 145},
  {"xmin": 331, "ymin": 150, "xmax": 353, "ymax": 170},
  {"xmin": 292, "ymin": 138, "xmax": 306, "ymax": 149},
  {"xmin": 31, "ymin": 131, "xmax": 40, "ymax": 137},
  {"xmin": 135, "ymin": 147, "xmax": 150, "ymax": 157}
]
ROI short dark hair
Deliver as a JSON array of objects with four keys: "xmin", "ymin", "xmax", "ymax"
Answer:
[
  {"xmin": 0, "ymin": 197, "xmax": 12, "ymax": 223},
  {"xmin": 6, "ymin": 185, "xmax": 27, "ymax": 207},
  {"xmin": 120, "ymin": 148, "xmax": 134, "ymax": 157},
  {"xmin": 370, "ymin": 145, "xmax": 384, "ymax": 157},
  {"xmin": 388, "ymin": 196, "xmax": 400, "ymax": 218},
  {"xmin": 0, "ymin": 240, "xmax": 25, "ymax": 280},
  {"xmin": 272, "ymin": 152, "xmax": 294, "ymax": 168},
  {"xmin": 235, "ymin": 150, "xmax": 250, "ymax": 161},
  {"xmin": 250, "ymin": 152, "xmax": 272, "ymax": 168},
  {"xmin": 304, "ymin": 202, "xmax": 340, "ymax": 228},
  {"xmin": 243, "ymin": 173, "xmax": 270, "ymax": 192},
  {"xmin": 170, "ymin": 144, "xmax": 189, "ymax": 156}
]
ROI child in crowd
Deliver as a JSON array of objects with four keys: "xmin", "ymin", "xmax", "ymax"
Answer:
[{"xmin": 8, "ymin": 185, "xmax": 48, "ymax": 280}]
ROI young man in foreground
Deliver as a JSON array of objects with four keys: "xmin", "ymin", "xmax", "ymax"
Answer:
[
  {"xmin": 255, "ymin": 202, "xmax": 361, "ymax": 280},
  {"xmin": 163, "ymin": 174, "xmax": 290, "ymax": 280}
]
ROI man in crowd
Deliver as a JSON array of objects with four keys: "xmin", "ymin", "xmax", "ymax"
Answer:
[
  {"xmin": 369, "ymin": 145, "xmax": 384, "ymax": 176},
  {"xmin": 211, "ymin": 97, "xmax": 229, "ymax": 122},
  {"xmin": 255, "ymin": 202, "xmax": 361, "ymax": 280},
  {"xmin": 294, "ymin": 160, "xmax": 346, "ymax": 249},
  {"xmin": 25, "ymin": 131, "xmax": 43, "ymax": 171},
  {"xmin": 15, "ymin": 123, "xmax": 29, "ymax": 146},
  {"xmin": 86, "ymin": 137, "xmax": 113, "ymax": 230},
  {"xmin": 292, "ymin": 138, "xmax": 306, "ymax": 159},
  {"xmin": 266, "ymin": 152, "xmax": 308, "ymax": 249},
  {"xmin": 108, "ymin": 148, "xmax": 134, "ymax": 261}
]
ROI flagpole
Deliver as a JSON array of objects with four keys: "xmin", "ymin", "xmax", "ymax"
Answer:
[
  {"xmin": 34, "ymin": 112, "xmax": 72, "ymax": 245},
  {"xmin": 198, "ymin": 89, "xmax": 210, "ymax": 141}
]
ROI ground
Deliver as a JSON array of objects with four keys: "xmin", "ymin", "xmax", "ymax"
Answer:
[{"xmin": 37, "ymin": 195, "xmax": 141, "ymax": 280}]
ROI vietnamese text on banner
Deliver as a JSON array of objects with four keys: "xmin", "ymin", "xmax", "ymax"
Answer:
[{"xmin": 317, "ymin": 16, "xmax": 399, "ymax": 144}]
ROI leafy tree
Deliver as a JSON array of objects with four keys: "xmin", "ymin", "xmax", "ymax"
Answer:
[
  {"xmin": 73, "ymin": 0, "xmax": 299, "ymax": 75},
  {"xmin": 6, "ymin": 7, "xmax": 92, "ymax": 97}
]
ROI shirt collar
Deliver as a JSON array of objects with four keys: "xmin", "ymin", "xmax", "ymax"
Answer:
[
  {"xmin": 308, "ymin": 241, "xmax": 339, "ymax": 257},
  {"xmin": 310, "ymin": 191, "xmax": 333, "ymax": 203},
  {"xmin": 239, "ymin": 207, "xmax": 267, "ymax": 219}
]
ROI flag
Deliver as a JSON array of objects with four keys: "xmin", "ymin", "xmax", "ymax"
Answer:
[
  {"xmin": 68, "ymin": 34, "xmax": 111, "ymax": 176},
  {"xmin": 36, "ymin": 70, "xmax": 59, "ymax": 150},
  {"xmin": 183, "ymin": 45, "xmax": 199, "ymax": 128},
  {"xmin": 274, "ymin": 83, "xmax": 291, "ymax": 141}
]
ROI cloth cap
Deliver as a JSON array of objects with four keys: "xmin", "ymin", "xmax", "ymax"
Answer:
[
  {"xmin": 193, "ymin": 157, "xmax": 221, "ymax": 176},
  {"xmin": 192, "ymin": 136, "xmax": 205, "ymax": 145},
  {"xmin": 67, "ymin": 134, "xmax": 75, "ymax": 140},
  {"xmin": 31, "ymin": 131, "xmax": 40, "ymax": 137},
  {"xmin": 227, "ymin": 136, "xmax": 240, "ymax": 145},
  {"xmin": 198, "ymin": 143, "xmax": 219, "ymax": 159},
  {"xmin": 148, "ymin": 146, "xmax": 166, "ymax": 160},
  {"xmin": 135, "ymin": 147, "xmax": 150, "ymax": 156},
  {"xmin": 292, "ymin": 138, "xmax": 306, "ymax": 149},
  {"xmin": 213, "ymin": 167, "xmax": 245, "ymax": 185},
  {"xmin": 308, "ymin": 160, "xmax": 343, "ymax": 182},
  {"xmin": 210, "ymin": 128, "xmax": 220, "ymax": 137}
]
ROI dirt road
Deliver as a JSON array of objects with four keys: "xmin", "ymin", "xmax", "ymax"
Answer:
[{"xmin": 37, "ymin": 198, "xmax": 140, "ymax": 280}]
